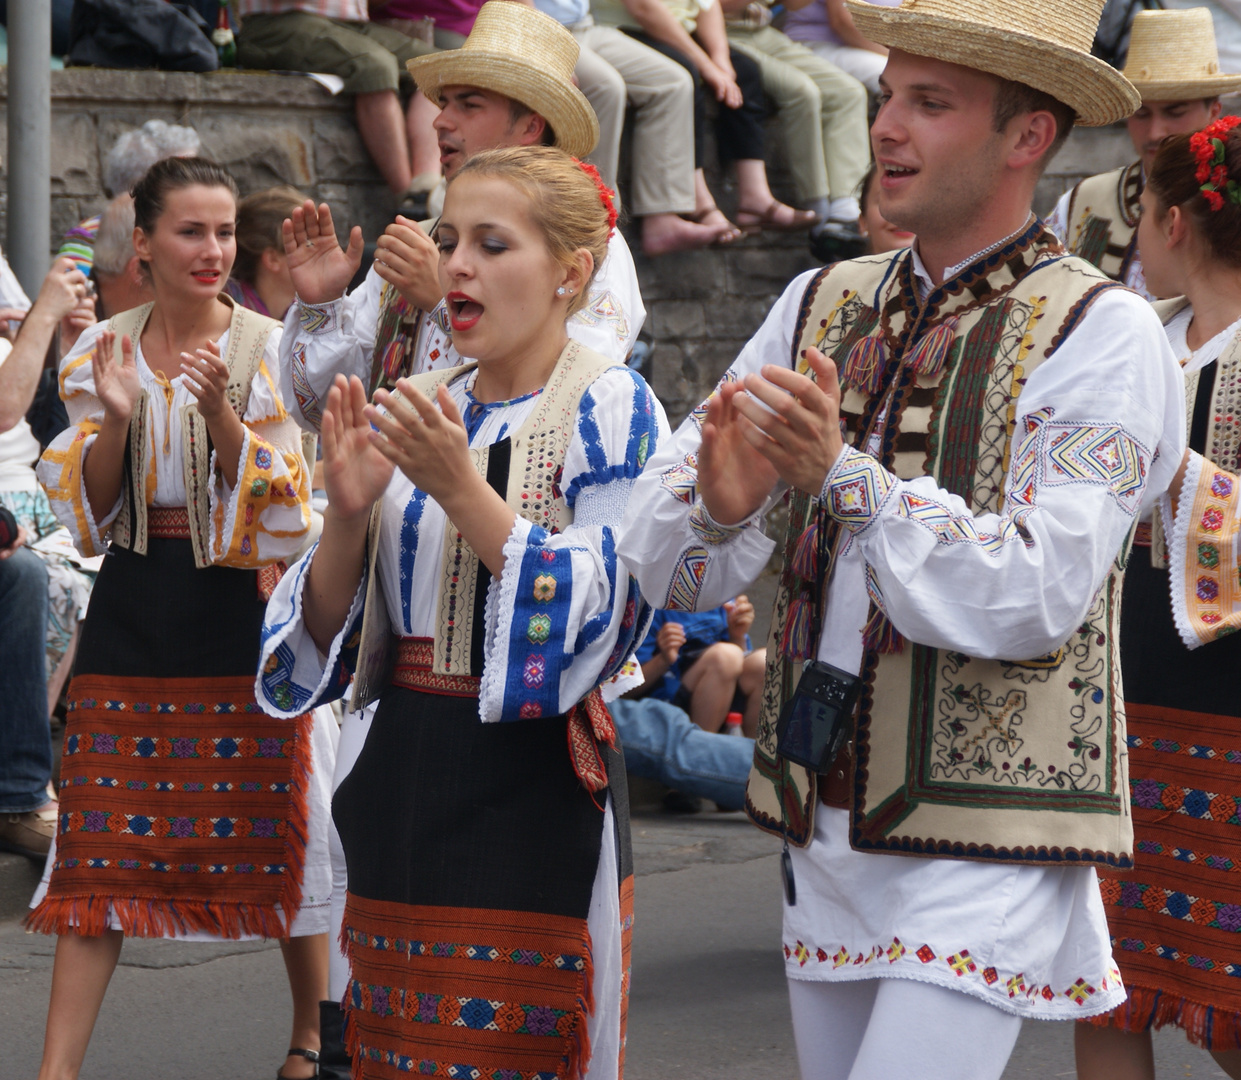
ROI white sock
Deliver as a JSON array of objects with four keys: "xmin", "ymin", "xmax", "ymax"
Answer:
[{"xmin": 828, "ymin": 196, "xmax": 861, "ymax": 222}]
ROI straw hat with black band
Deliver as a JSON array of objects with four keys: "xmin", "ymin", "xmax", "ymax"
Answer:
[
  {"xmin": 845, "ymin": 0, "xmax": 1140, "ymax": 128},
  {"xmin": 1122, "ymin": 7, "xmax": 1241, "ymax": 102},
  {"xmin": 406, "ymin": 1, "xmax": 599, "ymax": 161}
]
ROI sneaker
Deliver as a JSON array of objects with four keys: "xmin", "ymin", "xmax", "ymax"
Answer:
[
  {"xmin": 0, "ymin": 805, "xmax": 56, "ymax": 860},
  {"xmin": 809, "ymin": 219, "xmax": 869, "ymax": 264}
]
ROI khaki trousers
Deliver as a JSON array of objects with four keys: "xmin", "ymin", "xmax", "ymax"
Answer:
[
  {"xmin": 572, "ymin": 23, "xmax": 697, "ymax": 216},
  {"xmin": 725, "ymin": 24, "xmax": 869, "ymax": 203}
]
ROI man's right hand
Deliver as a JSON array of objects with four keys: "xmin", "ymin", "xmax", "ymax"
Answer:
[
  {"xmin": 283, "ymin": 200, "xmax": 365, "ymax": 307},
  {"xmin": 375, "ymin": 216, "xmax": 443, "ymax": 312},
  {"xmin": 656, "ymin": 621, "xmax": 686, "ymax": 665}
]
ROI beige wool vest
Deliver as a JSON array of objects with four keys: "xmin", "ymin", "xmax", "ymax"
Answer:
[
  {"xmin": 746, "ymin": 223, "xmax": 1140, "ymax": 869},
  {"xmin": 1063, "ymin": 162, "xmax": 1143, "ymax": 283}
]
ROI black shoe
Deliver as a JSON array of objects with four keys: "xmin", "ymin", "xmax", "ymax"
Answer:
[
  {"xmin": 663, "ymin": 790, "xmax": 703, "ymax": 814},
  {"xmin": 809, "ymin": 219, "xmax": 869, "ymax": 263},
  {"xmin": 316, "ymin": 1001, "xmax": 353, "ymax": 1080},
  {"xmin": 397, "ymin": 188, "xmax": 430, "ymax": 222}
]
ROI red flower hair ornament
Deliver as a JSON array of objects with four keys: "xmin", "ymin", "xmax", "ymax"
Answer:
[
  {"xmin": 574, "ymin": 159, "xmax": 619, "ymax": 238},
  {"xmin": 1189, "ymin": 115, "xmax": 1241, "ymax": 212}
]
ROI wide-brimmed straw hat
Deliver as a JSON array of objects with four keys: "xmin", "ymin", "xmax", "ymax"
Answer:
[
  {"xmin": 1122, "ymin": 8, "xmax": 1241, "ymax": 102},
  {"xmin": 846, "ymin": 0, "xmax": 1139, "ymax": 127},
  {"xmin": 406, "ymin": 2, "xmax": 599, "ymax": 160}
]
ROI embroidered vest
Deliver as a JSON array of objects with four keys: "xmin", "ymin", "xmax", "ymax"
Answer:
[
  {"xmin": 1064, "ymin": 162, "xmax": 1143, "ymax": 283},
  {"xmin": 109, "ymin": 297, "xmax": 278, "ymax": 569},
  {"xmin": 746, "ymin": 222, "xmax": 1139, "ymax": 868},
  {"xmin": 350, "ymin": 340, "xmax": 620, "ymax": 710}
]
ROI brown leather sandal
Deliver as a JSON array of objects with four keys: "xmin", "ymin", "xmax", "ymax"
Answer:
[{"xmin": 734, "ymin": 201, "xmax": 819, "ymax": 234}]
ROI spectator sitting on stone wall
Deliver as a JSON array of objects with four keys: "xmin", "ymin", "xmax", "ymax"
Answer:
[
  {"xmin": 592, "ymin": 0, "xmax": 818, "ymax": 240},
  {"xmin": 226, "ymin": 185, "xmax": 311, "ymax": 321},
  {"xmin": 781, "ymin": 0, "xmax": 895, "ymax": 97},
  {"xmin": 235, "ymin": 0, "xmax": 445, "ymax": 217},
  {"xmin": 536, "ymin": 0, "xmax": 738, "ymax": 254},
  {"xmin": 58, "ymin": 120, "xmax": 201, "ymax": 277},
  {"xmin": 0, "ymin": 256, "xmax": 98, "ymax": 863},
  {"xmin": 632, "ymin": 598, "xmax": 766, "ymax": 737}
]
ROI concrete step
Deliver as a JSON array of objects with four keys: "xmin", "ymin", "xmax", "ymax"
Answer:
[{"xmin": 0, "ymin": 850, "xmax": 42, "ymax": 923}]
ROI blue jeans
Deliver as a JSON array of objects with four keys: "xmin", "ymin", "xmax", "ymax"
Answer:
[
  {"xmin": 0, "ymin": 546, "xmax": 52, "ymax": 812},
  {"xmin": 611, "ymin": 697, "xmax": 754, "ymax": 811}
]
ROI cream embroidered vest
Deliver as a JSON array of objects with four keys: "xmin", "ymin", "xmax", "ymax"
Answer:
[
  {"xmin": 746, "ymin": 223, "xmax": 1139, "ymax": 868},
  {"xmin": 350, "ymin": 340, "xmax": 620, "ymax": 710},
  {"xmin": 108, "ymin": 297, "xmax": 278, "ymax": 569},
  {"xmin": 1064, "ymin": 162, "xmax": 1143, "ymax": 283}
]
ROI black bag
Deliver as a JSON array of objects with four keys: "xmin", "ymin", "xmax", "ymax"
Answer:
[
  {"xmin": 1093, "ymin": 0, "xmax": 1164, "ymax": 69},
  {"xmin": 67, "ymin": 0, "xmax": 219, "ymax": 72}
]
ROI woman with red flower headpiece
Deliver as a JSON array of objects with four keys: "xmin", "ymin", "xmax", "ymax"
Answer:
[
  {"xmin": 1076, "ymin": 116, "xmax": 1241, "ymax": 1079},
  {"xmin": 257, "ymin": 146, "xmax": 666, "ymax": 1080}
]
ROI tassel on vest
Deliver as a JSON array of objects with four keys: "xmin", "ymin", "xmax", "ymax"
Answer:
[
  {"xmin": 863, "ymin": 604, "xmax": 904, "ymax": 654},
  {"xmin": 790, "ymin": 519, "xmax": 819, "ymax": 579},
  {"xmin": 842, "ymin": 335, "xmax": 887, "ymax": 396},
  {"xmin": 780, "ymin": 593, "xmax": 814, "ymax": 660},
  {"xmin": 905, "ymin": 318, "xmax": 958, "ymax": 378}
]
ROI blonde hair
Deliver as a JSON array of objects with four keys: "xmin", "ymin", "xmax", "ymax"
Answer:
[
  {"xmin": 233, "ymin": 185, "xmax": 308, "ymax": 285},
  {"xmin": 449, "ymin": 146, "xmax": 612, "ymax": 316}
]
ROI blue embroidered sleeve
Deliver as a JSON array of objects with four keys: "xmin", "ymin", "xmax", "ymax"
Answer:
[
  {"xmin": 476, "ymin": 367, "xmax": 668, "ymax": 723},
  {"xmin": 255, "ymin": 541, "xmax": 367, "ymax": 717}
]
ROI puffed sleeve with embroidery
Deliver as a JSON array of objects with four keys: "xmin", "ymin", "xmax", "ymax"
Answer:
[
  {"xmin": 621, "ymin": 280, "xmax": 1187, "ymax": 663},
  {"xmin": 36, "ymin": 320, "xmax": 117, "ymax": 557},
  {"xmin": 278, "ymin": 267, "xmax": 383, "ymax": 432},
  {"xmin": 209, "ymin": 325, "xmax": 311, "ymax": 567},
  {"xmin": 1160, "ymin": 451, "xmax": 1241, "ymax": 648},
  {"xmin": 478, "ymin": 365, "xmax": 668, "ymax": 723},
  {"xmin": 566, "ymin": 232, "xmax": 646, "ymax": 363}
]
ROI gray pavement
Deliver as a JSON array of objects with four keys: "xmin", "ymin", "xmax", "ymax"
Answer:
[{"xmin": 0, "ymin": 808, "xmax": 1232, "ymax": 1079}]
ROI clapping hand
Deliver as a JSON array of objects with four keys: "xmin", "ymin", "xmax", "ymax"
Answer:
[
  {"xmin": 375, "ymin": 216, "xmax": 442, "ymax": 312},
  {"xmin": 179, "ymin": 339, "xmax": 231, "ymax": 424},
  {"xmin": 92, "ymin": 328, "xmax": 140, "ymax": 424},
  {"xmin": 321, "ymin": 374, "xmax": 394, "ymax": 523},
  {"xmin": 283, "ymin": 200, "xmax": 365, "ymax": 306},
  {"xmin": 366, "ymin": 379, "xmax": 473, "ymax": 505}
]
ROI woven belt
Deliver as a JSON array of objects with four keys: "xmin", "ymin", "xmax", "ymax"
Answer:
[
  {"xmin": 1132, "ymin": 521, "xmax": 1152, "ymax": 548},
  {"xmin": 147, "ymin": 506, "xmax": 191, "ymax": 539},
  {"xmin": 392, "ymin": 636, "xmax": 481, "ymax": 697},
  {"xmin": 818, "ymin": 745, "xmax": 852, "ymax": 810}
]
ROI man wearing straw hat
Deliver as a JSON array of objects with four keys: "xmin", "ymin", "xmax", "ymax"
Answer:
[
  {"xmin": 620, "ymin": 1, "xmax": 1188, "ymax": 1076},
  {"xmin": 1048, "ymin": 6, "xmax": 1241, "ymax": 299},
  {"xmin": 277, "ymin": 1, "xmax": 645, "ymax": 435}
]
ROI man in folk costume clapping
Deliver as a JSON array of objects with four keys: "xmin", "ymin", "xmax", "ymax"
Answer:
[
  {"xmin": 1047, "ymin": 6, "xmax": 1241, "ymax": 299},
  {"xmin": 619, "ymin": 1, "xmax": 1187, "ymax": 1076}
]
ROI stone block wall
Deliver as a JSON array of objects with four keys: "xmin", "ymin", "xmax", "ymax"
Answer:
[{"xmin": 4, "ymin": 68, "xmax": 1134, "ymax": 425}]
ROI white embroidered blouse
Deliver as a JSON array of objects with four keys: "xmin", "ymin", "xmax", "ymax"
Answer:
[
  {"xmin": 257, "ymin": 364, "xmax": 667, "ymax": 724},
  {"xmin": 617, "ymin": 258, "xmax": 1186, "ymax": 1020},
  {"xmin": 37, "ymin": 318, "xmax": 310, "ymax": 567}
]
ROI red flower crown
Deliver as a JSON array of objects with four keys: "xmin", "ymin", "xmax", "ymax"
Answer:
[
  {"xmin": 574, "ymin": 159, "xmax": 618, "ymax": 238},
  {"xmin": 1189, "ymin": 115, "xmax": 1241, "ymax": 212}
]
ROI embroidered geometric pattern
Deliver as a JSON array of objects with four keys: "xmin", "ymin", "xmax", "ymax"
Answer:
[
  {"xmin": 1099, "ymin": 876, "xmax": 1241, "ymax": 934},
  {"xmin": 349, "ymin": 982, "xmax": 576, "ymax": 1037},
  {"xmin": 1135, "ymin": 838, "xmax": 1241, "ymax": 874},
  {"xmin": 1178, "ymin": 462, "xmax": 1241, "ymax": 643},
  {"xmin": 571, "ymin": 289, "xmax": 630, "ymax": 348},
  {"xmin": 783, "ymin": 938, "xmax": 1122, "ymax": 1008},
  {"xmin": 289, "ymin": 343, "xmax": 322, "ymax": 428},
  {"xmin": 343, "ymin": 927, "xmax": 587, "ymax": 972},
  {"xmin": 894, "ymin": 492, "xmax": 1032, "ymax": 555},
  {"xmin": 688, "ymin": 501, "xmax": 746, "ymax": 546},
  {"xmin": 1009, "ymin": 406, "xmax": 1148, "ymax": 515},
  {"xmin": 824, "ymin": 447, "xmax": 895, "ymax": 529},
  {"xmin": 66, "ymin": 698, "xmax": 265, "ymax": 716},
  {"xmin": 296, "ymin": 300, "xmax": 336, "ymax": 335},
  {"xmin": 666, "ymin": 546, "xmax": 708, "ymax": 611},
  {"xmin": 1130, "ymin": 779, "xmax": 1241, "ymax": 823},
  {"xmin": 52, "ymin": 855, "xmax": 288, "ymax": 875},
  {"xmin": 688, "ymin": 369, "xmax": 739, "ymax": 430},
  {"xmin": 1128, "ymin": 733, "xmax": 1241, "ymax": 764},
  {"xmin": 352, "ymin": 1044, "xmax": 558, "ymax": 1080},
  {"xmin": 659, "ymin": 453, "xmax": 698, "ymax": 504},
  {"xmin": 63, "ymin": 731, "xmax": 289, "ymax": 757},
  {"xmin": 56, "ymin": 810, "xmax": 285, "ymax": 839},
  {"xmin": 1113, "ymin": 935, "xmax": 1241, "ymax": 979}
]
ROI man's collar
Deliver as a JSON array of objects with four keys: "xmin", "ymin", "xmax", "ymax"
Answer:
[{"xmin": 909, "ymin": 215, "xmax": 1037, "ymax": 297}]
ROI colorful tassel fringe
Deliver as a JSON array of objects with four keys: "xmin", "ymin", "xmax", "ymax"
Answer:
[
  {"xmin": 790, "ymin": 520, "xmax": 819, "ymax": 580},
  {"xmin": 905, "ymin": 318, "xmax": 958, "ymax": 378},
  {"xmin": 781, "ymin": 594, "xmax": 814, "ymax": 660},
  {"xmin": 863, "ymin": 605, "xmax": 904, "ymax": 654},
  {"xmin": 1087, "ymin": 984, "xmax": 1241, "ymax": 1052},
  {"xmin": 842, "ymin": 335, "xmax": 887, "ymax": 396}
]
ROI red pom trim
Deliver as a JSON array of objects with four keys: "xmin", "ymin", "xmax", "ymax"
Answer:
[{"xmin": 573, "ymin": 158, "xmax": 618, "ymax": 238}]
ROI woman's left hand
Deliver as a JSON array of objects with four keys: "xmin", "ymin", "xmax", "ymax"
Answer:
[
  {"xmin": 180, "ymin": 339, "xmax": 231, "ymax": 423},
  {"xmin": 366, "ymin": 379, "xmax": 476, "ymax": 506}
]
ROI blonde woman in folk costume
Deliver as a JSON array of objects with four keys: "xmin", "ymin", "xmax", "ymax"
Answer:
[
  {"xmin": 1076, "ymin": 118, "xmax": 1241, "ymax": 1080},
  {"xmin": 257, "ymin": 146, "xmax": 665, "ymax": 1080},
  {"xmin": 620, "ymin": 1, "xmax": 1187, "ymax": 1077},
  {"xmin": 31, "ymin": 157, "xmax": 335, "ymax": 1080}
]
